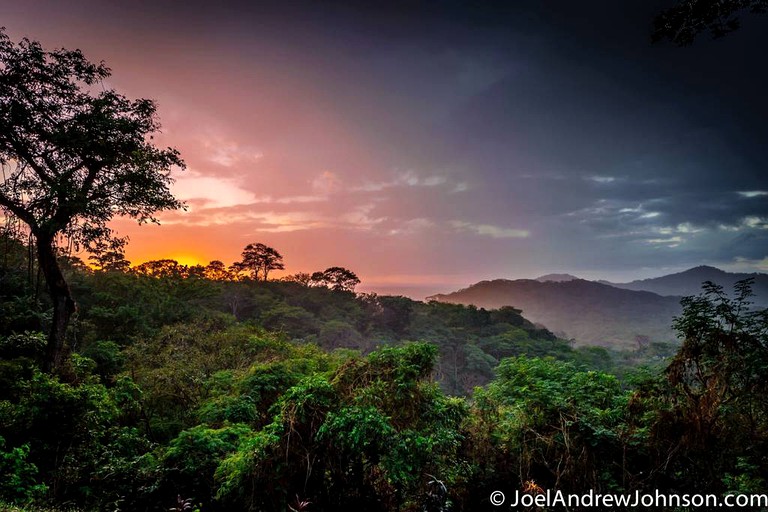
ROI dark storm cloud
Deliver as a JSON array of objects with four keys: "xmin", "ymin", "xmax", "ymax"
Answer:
[
  {"xmin": 233, "ymin": 0, "xmax": 768, "ymax": 274},
  {"xmin": 6, "ymin": 0, "xmax": 768, "ymax": 286}
]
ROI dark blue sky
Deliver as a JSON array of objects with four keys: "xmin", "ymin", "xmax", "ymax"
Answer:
[{"xmin": 6, "ymin": 0, "xmax": 768, "ymax": 296}]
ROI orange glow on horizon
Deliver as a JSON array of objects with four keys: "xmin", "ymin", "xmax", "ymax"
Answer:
[{"xmin": 170, "ymin": 255, "xmax": 204, "ymax": 267}]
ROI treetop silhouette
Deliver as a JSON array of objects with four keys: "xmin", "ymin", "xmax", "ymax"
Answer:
[
  {"xmin": 232, "ymin": 242, "xmax": 285, "ymax": 281},
  {"xmin": 653, "ymin": 0, "xmax": 768, "ymax": 45},
  {"xmin": 0, "ymin": 28, "xmax": 184, "ymax": 370}
]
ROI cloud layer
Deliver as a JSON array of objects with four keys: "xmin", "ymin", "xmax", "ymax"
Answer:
[{"xmin": 5, "ymin": 0, "xmax": 768, "ymax": 295}]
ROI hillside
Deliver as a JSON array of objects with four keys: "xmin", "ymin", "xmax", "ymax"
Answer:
[
  {"xmin": 428, "ymin": 279, "xmax": 682, "ymax": 349},
  {"xmin": 608, "ymin": 265, "xmax": 768, "ymax": 304},
  {"xmin": 535, "ymin": 273, "xmax": 580, "ymax": 282}
]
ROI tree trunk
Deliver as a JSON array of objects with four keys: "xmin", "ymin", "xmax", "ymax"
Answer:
[{"xmin": 36, "ymin": 235, "xmax": 76, "ymax": 372}]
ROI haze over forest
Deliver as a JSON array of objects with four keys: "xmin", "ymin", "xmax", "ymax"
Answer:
[
  {"xmin": 429, "ymin": 265, "xmax": 768, "ymax": 349},
  {"xmin": 4, "ymin": 0, "xmax": 768, "ymax": 297}
]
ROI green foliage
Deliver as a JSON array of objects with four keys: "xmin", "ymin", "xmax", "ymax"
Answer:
[
  {"xmin": 646, "ymin": 279, "xmax": 768, "ymax": 494},
  {"xmin": 126, "ymin": 320, "xmax": 339, "ymax": 445},
  {"xmin": 0, "ymin": 28, "xmax": 186, "ymax": 371},
  {"xmin": 197, "ymin": 393, "xmax": 258, "ymax": 426},
  {"xmin": 0, "ymin": 436, "xmax": 47, "ymax": 505},
  {"xmin": 9, "ymin": 227, "xmax": 755, "ymax": 511},
  {"xmin": 0, "ymin": 504, "xmax": 75, "ymax": 512},
  {"xmin": 214, "ymin": 344, "xmax": 467, "ymax": 511},
  {"xmin": 0, "ymin": 272, "xmax": 47, "ymax": 338},
  {"xmin": 79, "ymin": 340, "xmax": 124, "ymax": 382},
  {"xmin": 260, "ymin": 303, "xmax": 320, "ymax": 338},
  {"xmin": 164, "ymin": 423, "xmax": 253, "ymax": 505},
  {"xmin": 318, "ymin": 405, "xmax": 394, "ymax": 456},
  {"xmin": 317, "ymin": 319, "xmax": 362, "ymax": 350},
  {"xmin": 0, "ymin": 363, "xmax": 162, "ymax": 510},
  {"xmin": 467, "ymin": 356, "xmax": 632, "ymax": 495},
  {"xmin": 5, "ymin": 242, "xmax": 596, "ymax": 395},
  {"xmin": 0, "ymin": 332, "xmax": 46, "ymax": 364}
]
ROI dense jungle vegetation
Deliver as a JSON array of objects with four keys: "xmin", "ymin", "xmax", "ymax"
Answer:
[
  {"xmin": 1, "ymin": 229, "xmax": 767, "ymax": 511},
  {"xmin": 1, "ymin": 26, "xmax": 767, "ymax": 512}
]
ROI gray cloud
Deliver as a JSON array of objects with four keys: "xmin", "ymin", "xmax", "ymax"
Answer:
[{"xmin": 6, "ymin": 0, "xmax": 768, "ymax": 288}]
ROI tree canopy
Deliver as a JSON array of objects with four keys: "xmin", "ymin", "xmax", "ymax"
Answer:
[
  {"xmin": 653, "ymin": 0, "xmax": 768, "ymax": 45},
  {"xmin": 2, "ymin": 230, "xmax": 767, "ymax": 510},
  {"xmin": 232, "ymin": 243, "xmax": 284, "ymax": 281},
  {"xmin": 310, "ymin": 266, "xmax": 361, "ymax": 292},
  {"xmin": 0, "ymin": 29, "xmax": 184, "ymax": 369}
]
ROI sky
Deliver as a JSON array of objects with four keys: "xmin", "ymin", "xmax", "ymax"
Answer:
[{"xmin": 4, "ymin": 0, "xmax": 768, "ymax": 298}]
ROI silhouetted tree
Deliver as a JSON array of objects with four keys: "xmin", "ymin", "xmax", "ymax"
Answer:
[
  {"xmin": 310, "ymin": 266, "xmax": 361, "ymax": 292},
  {"xmin": 132, "ymin": 259, "xmax": 186, "ymax": 279},
  {"xmin": 88, "ymin": 236, "xmax": 131, "ymax": 272},
  {"xmin": 186, "ymin": 264, "xmax": 206, "ymax": 278},
  {"xmin": 0, "ymin": 29, "xmax": 184, "ymax": 370},
  {"xmin": 653, "ymin": 0, "xmax": 768, "ymax": 45},
  {"xmin": 281, "ymin": 272, "xmax": 312, "ymax": 286},
  {"xmin": 233, "ymin": 243, "xmax": 284, "ymax": 281},
  {"xmin": 203, "ymin": 260, "xmax": 232, "ymax": 281}
]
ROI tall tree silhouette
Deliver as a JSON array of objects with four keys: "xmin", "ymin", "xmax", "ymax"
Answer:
[
  {"xmin": 233, "ymin": 243, "xmax": 285, "ymax": 281},
  {"xmin": 0, "ymin": 29, "xmax": 184, "ymax": 370}
]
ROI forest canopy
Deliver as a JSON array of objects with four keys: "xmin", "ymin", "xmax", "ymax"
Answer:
[
  {"xmin": 1, "ymin": 26, "xmax": 767, "ymax": 512},
  {"xmin": 2, "ymin": 225, "xmax": 767, "ymax": 511}
]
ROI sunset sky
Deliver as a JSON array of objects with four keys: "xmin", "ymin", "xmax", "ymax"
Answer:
[{"xmin": 5, "ymin": 1, "xmax": 768, "ymax": 298}]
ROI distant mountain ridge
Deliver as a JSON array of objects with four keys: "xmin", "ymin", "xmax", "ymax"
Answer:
[
  {"xmin": 535, "ymin": 273, "xmax": 580, "ymax": 282},
  {"xmin": 606, "ymin": 265, "xmax": 768, "ymax": 304},
  {"xmin": 427, "ymin": 278, "xmax": 681, "ymax": 349},
  {"xmin": 427, "ymin": 266, "xmax": 768, "ymax": 349}
]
